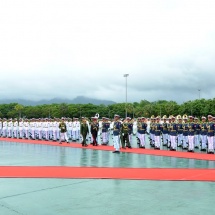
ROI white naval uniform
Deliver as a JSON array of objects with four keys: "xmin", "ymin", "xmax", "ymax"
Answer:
[
  {"xmin": 7, "ymin": 121, "xmax": 13, "ymax": 137},
  {"xmin": 0, "ymin": 121, "xmax": 3, "ymax": 136},
  {"xmin": 2, "ymin": 121, "xmax": 8, "ymax": 137},
  {"xmin": 13, "ymin": 121, "xmax": 18, "ymax": 138},
  {"xmin": 72, "ymin": 121, "xmax": 79, "ymax": 140},
  {"xmin": 18, "ymin": 121, "xmax": 24, "ymax": 138},
  {"xmin": 23, "ymin": 121, "xmax": 29, "ymax": 138}
]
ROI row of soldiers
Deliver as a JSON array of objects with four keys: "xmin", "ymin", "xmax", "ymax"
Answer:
[
  {"xmin": 146, "ymin": 114, "xmax": 215, "ymax": 154},
  {"xmin": 1, "ymin": 114, "xmax": 215, "ymax": 154},
  {"xmin": 0, "ymin": 118, "xmax": 81, "ymax": 141}
]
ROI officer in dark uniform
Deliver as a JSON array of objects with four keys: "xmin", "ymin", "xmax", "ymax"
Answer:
[
  {"xmin": 90, "ymin": 117, "xmax": 99, "ymax": 146},
  {"xmin": 154, "ymin": 116, "xmax": 162, "ymax": 150},
  {"xmin": 80, "ymin": 117, "xmax": 89, "ymax": 147},
  {"xmin": 200, "ymin": 116, "xmax": 207, "ymax": 151},
  {"xmin": 161, "ymin": 115, "xmax": 168, "ymax": 146},
  {"xmin": 188, "ymin": 116, "xmax": 195, "ymax": 152},
  {"xmin": 182, "ymin": 115, "xmax": 189, "ymax": 150},
  {"xmin": 206, "ymin": 115, "xmax": 214, "ymax": 154}
]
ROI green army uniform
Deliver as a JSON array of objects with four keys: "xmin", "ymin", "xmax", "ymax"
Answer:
[
  {"xmin": 59, "ymin": 122, "xmax": 67, "ymax": 133},
  {"xmin": 80, "ymin": 122, "xmax": 89, "ymax": 146},
  {"xmin": 120, "ymin": 122, "xmax": 131, "ymax": 148}
]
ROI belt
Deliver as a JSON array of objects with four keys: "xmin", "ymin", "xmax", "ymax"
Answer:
[{"xmin": 208, "ymin": 130, "xmax": 214, "ymax": 132}]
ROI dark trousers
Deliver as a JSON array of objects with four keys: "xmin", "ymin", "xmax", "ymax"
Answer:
[{"xmin": 92, "ymin": 132, "xmax": 98, "ymax": 145}]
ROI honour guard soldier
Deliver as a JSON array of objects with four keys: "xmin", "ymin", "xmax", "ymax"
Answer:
[
  {"xmin": 0, "ymin": 118, "xmax": 2, "ymax": 136},
  {"xmin": 80, "ymin": 117, "xmax": 89, "ymax": 147},
  {"xmin": 13, "ymin": 118, "xmax": 18, "ymax": 138},
  {"xmin": 206, "ymin": 115, "xmax": 214, "ymax": 154},
  {"xmin": 200, "ymin": 116, "xmax": 207, "ymax": 151},
  {"xmin": 154, "ymin": 116, "xmax": 162, "ymax": 150},
  {"xmin": 182, "ymin": 115, "xmax": 189, "ymax": 149},
  {"xmin": 2, "ymin": 118, "xmax": 8, "ymax": 137},
  {"xmin": 177, "ymin": 115, "xmax": 183, "ymax": 147},
  {"xmin": 112, "ymin": 114, "xmax": 121, "ymax": 153},
  {"xmin": 7, "ymin": 118, "xmax": 13, "ymax": 138},
  {"xmin": 101, "ymin": 117, "xmax": 108, "ymax": 145},
  {"xmin": 188, "ymin": 116, "xmax": 195, "ymax": 152},
  {"xmin": 127, "ymin": 117, "xmax": 133, "ymax": 147},
  {"xmin": 149, "ymin": 116, "xmax": 155, "ymax": 147},
  {"xmin": 138, "ymin": 117, "xmax": 147, "ymax": 148},
  {"xmin": 194, "ymin": 117, "xmax": 201, "ymax": 148},
  {"xmin": 169, "ymin": 116, "xmax": 178, "ymax": 151},
  {"xmin": 90, "ymin": 117, "xmax": 99, "ymax": 146},
  {"xmin": 161, "ymin": 115, "xmax": 168, "ymax": 146}
]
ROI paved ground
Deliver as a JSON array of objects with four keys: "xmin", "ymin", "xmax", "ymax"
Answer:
[{"xmin": 0, "ymin": 138, "xmax": 215, "ymax": 215}]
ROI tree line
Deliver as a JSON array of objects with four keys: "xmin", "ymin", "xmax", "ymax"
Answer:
[{"xmin": 0, "ymin": 98, "xmax": 215, "ymax": 119}]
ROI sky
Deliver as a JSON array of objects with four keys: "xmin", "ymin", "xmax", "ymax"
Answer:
[{"xmin": 0, "ymin": 0, "xmax": 215, "ymax": 104}]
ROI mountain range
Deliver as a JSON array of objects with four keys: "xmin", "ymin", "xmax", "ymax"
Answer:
[{"xmin": 0, "ymin": 96, "xmax": 116, "ymax": 106}]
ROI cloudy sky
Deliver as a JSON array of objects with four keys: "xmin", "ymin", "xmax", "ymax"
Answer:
[{"xmin": 0, "ymin": 0, "xmax": 215, "ymax": 103}]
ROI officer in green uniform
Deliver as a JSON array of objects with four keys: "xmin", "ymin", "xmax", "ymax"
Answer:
[
  {"xmin": 80, "ymin": 117, "xmax": 89, "ymax": 147},
  {"xmin": 59, "ymin": 118, "xmax": 69, "ymax": 144},
  {"xmin": 120, "ymin": 118, "xmax": 131, "ymax": 149}
]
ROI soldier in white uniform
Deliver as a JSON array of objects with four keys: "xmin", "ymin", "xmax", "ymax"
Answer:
[
  {"xmin": 67, "ymin": 119, "xmax": 73, "ymax": 140},
  {"xmin": 13, "ymin": 118, "xmax": 18, "ymax": 138},
  {"xmin": 48, "ymin": 119, "xmax": 54, "ymax": 140},
  {"xmin": 72, "ymin": 118, "xmax": 79, "ymax": 141},
  {"xmin": 37, "ymin": 119, "xmax": 43, "ymax": 140},
  {"xmin": 0, "ymin": 118, "xmax": 3, "ymax": 136},
  {"xmin": 18, "ymin": 119, "xmax": 24, "ymax": 138},
  {"xmin": 23, "ymin": 119, "xmax": 29, "ymax": 139},
  {"xmin": 2, "ymin": 119, "xmax": 8, "ymax": 137},
  {"xmin": 30, "ymin": 119, "xmax": 36, "ymax": 140},
  {"xmin": 7, "ymin": 118, "xmax": 13, "ymax": 138},
  {"xmin": 43, "ymin": 119, "xmax": 49, "ymax": 140}
]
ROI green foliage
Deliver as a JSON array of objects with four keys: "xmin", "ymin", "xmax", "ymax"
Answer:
[{"xmin": 0, "ymin": 98, "xmax": 214, "ymax": 119}]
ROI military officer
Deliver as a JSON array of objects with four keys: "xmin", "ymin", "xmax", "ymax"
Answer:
[
  {"xmin": 90, "ymin": 117, "xmax": 99, "ymax": 146},
  {"xmin": 182, "ymin": 115, "xmax": 189, "ymax": 150},
  {"xmin": 207, "ymin": 115, "xmax": 214, "ymax": 154},
  {"xmin": 59, "ymin": 118, "xmax": 69, "ymax": 144},
  {"xmin": 112, "ymin": 114, "xmax": 121, "ymax": 153},
  {"xmin": 80, "ymin": 117, "xmax": 89, "ymax": 147},
  {"xmin": 120, "ymin": 118, "xmax": 131, "ymax": 149},
  {"xmin": 188, "ymin": 116, "xmax": 195, "ymax": 152},
  {"xmin": 138, "ymin": 117, "xmax": 147, "ymax": 148},
  {"xmin": 161, "ymin": 115, "xmax": 168, "ymax": 146},
  {"xmin": 169, "ymin": 116, "xmax": 178, "ymax": 151},
  {"xmin": 194, "ymin": 117, "xmax": 201, "ymax": 148},
  {"xmin": 154, "ymin": 116, "xmax": 162, "ymax": 150},
  {"xmin": 200, "ymin": 116, "xmax": 207, "ymax": 151},
  {"xmin": 177, "ymin": 115, "xmax": 183, "ymax": 147}
]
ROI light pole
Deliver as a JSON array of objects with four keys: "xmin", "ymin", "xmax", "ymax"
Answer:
[
  {"xmin": 198, "ymin": 89, "xmax": 201, "ymax": 99},
  {"xmin": 123, "ymin": 74, "xmax": 129, "ymax": 118}
]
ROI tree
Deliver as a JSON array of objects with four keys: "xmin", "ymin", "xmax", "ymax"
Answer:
[{"xmin": 14, "ymin": 104, "xmax": 24, "ymax": 118}]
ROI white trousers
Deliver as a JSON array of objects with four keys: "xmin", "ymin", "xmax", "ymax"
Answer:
[
  {"xmin": 188, "ymin": 135, "xmax": 194, "ymax": 150},
  {"xmin": 154, "ymin": 135, "xmax": 161, "ymax": 148},
  {"xmin": 170, "ymin": 136, "xmax": 176, "ymax": 149},
  {"xmin": 139, "ymin": 134, "xmax": 146, "ymax": 147},
  {"xmin": 60, "ymin": 132, "xmax": 68, "ymax": 142},
  {"xmin": 113, "ymin": 135, "xmax": 120, "ymax": 151},
  {"xmin": 207, "ymin": 136, "xmax": 214, "ymax": 151}
]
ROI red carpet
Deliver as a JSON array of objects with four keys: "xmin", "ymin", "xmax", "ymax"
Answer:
[
  {"xmin": 1, "ymin": 137, "xmax": 215, "ymax": 161},
  {"xmin": 0, "ymin": 166, "xmax": 215, "ymax": 181}
]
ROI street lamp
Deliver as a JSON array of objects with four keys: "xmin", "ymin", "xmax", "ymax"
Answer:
[
  {"xmin": 198, "ymin": 89, "xmax": 201, "ymax": 99},
  {"xmin": 123, "ymin": 74, "xmax": 129, "ymax": 118}
]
